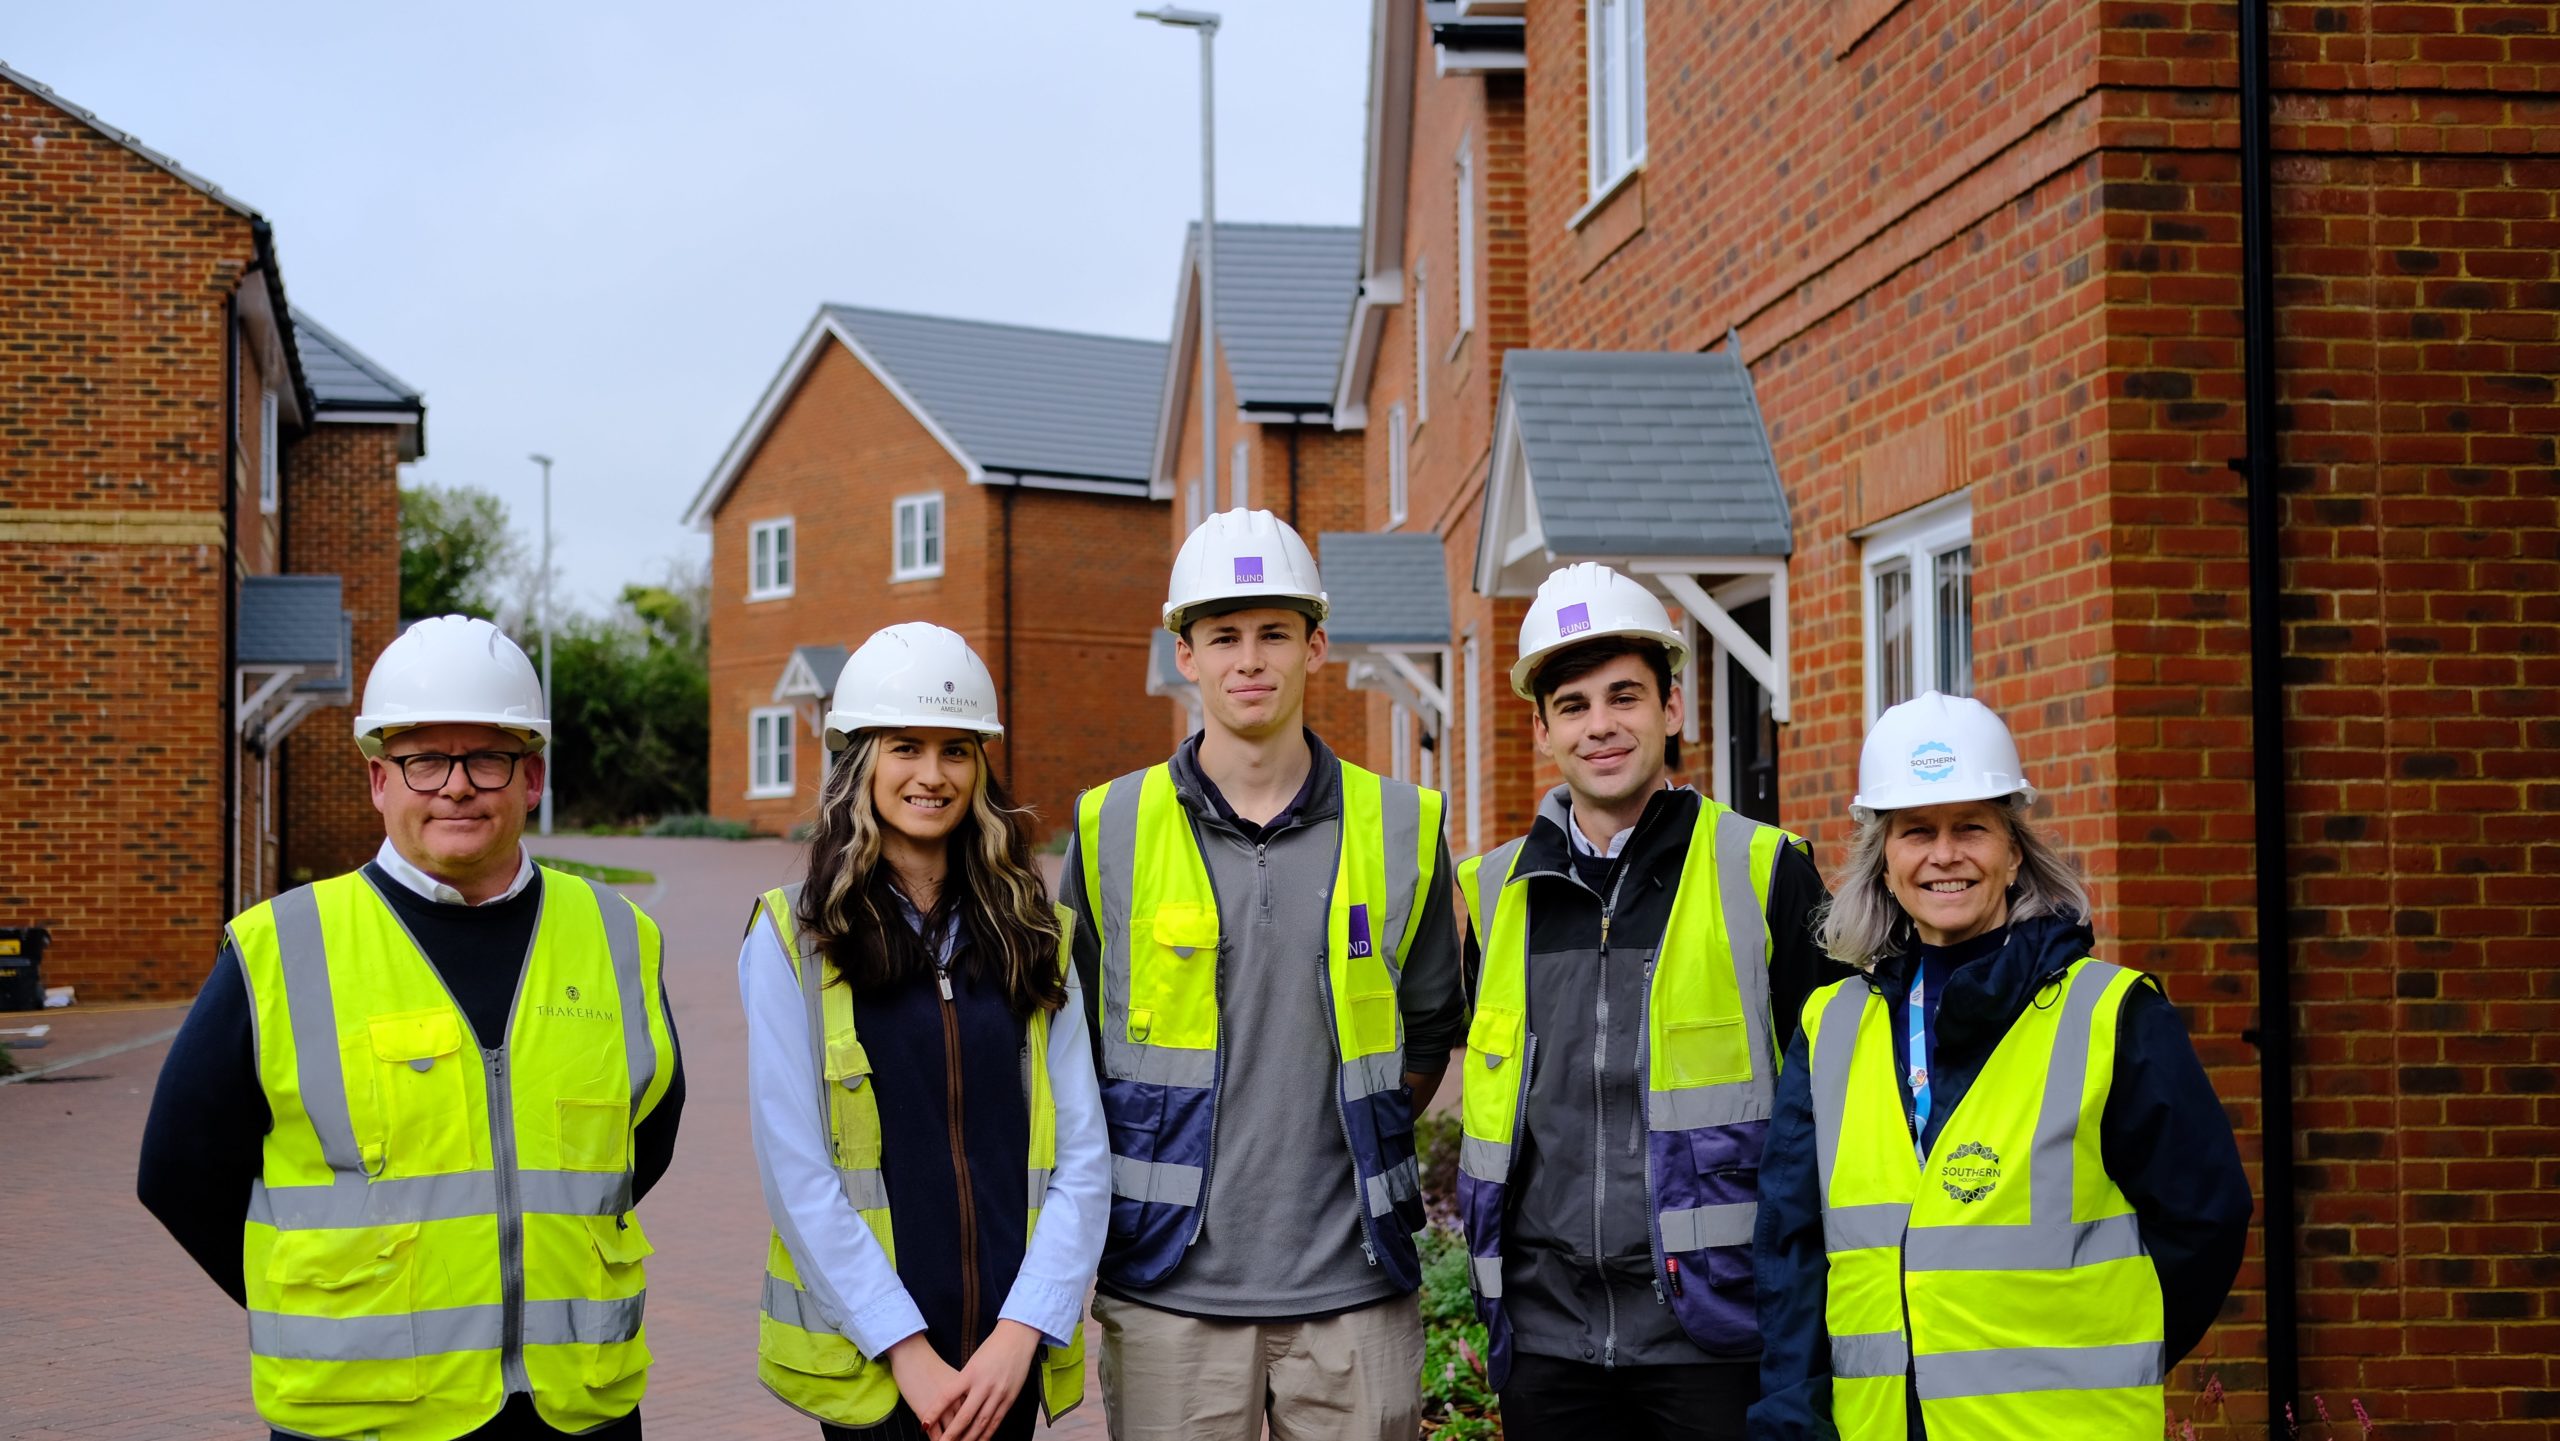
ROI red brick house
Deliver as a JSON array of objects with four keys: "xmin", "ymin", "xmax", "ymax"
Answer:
[
  {"xmin": 1335, "ymin": 0, "xmax": 2558, "ymax": 1430},
  {"xmin": 685, "ymin": 306, "xmax": 1169, "ymax": 841},
  {"xmin": 0, "ymin": 64, "xmax": 421, "ymax": 1001}
]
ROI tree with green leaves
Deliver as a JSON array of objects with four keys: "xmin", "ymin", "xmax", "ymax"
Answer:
[{"xmin": 399, "ymin": 484, "xmax": 523, "ymax": 621}]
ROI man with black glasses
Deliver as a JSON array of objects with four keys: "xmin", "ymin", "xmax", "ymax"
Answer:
[{"xmin": 140, "ymin": 615, "xmax": 686, "ymax": 1441}]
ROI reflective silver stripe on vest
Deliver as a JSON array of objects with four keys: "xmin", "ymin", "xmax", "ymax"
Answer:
[
  {"xmin": 1110, "ymin": 1155, "xmax": 1204, "ymax": 1206},
  {"xmin": 1377, "ymin": 778, "xmax": 1425, "ymax": 970},
  {"xmin": 1645, "ymin": 809, "xmax": 1778, "ymax": 1131},
  {"xmin": 588, "ymin": 878, "xmax": 656, "ymax": 1108},
  {"xmin": 250, "ymin": 1303, "xmax": 501, "ymax": 1362},
  {"xmin": 1469, "ymin": 838, "xmax": 1526, "ymax": 954},
  {"xmin": 522, "ymin": 1294, "xmax": 646, "ymax": 1348},
  {"xmin": 762, "ymin": 1273, "xmax": 839, "ymax": 1335},
  {"xmin": 1458, "ymin": 1133, "xmax": 1512, "ymax": 1184},
  {"xmin": 1028, "ymin": 1167, "xmax": 1053, "ymax": 1209},
  {"xmin": 1658, "ymin": 1201, "xmax": 1759, "ymax": 1252},
  {"xmin": 250, "ymin": 1172, "xmax": 496, "ymax": 1229},
  {"xmin": 1342, "ymin": 1049, "xmax": 1406, "ymax": 1101},
  {"xmin": 1914, "ymin": 1340, "xmax": 2163, "ymax": 1401},
  {"xmin": 1090, "ymin": 775, "xmax": 1218, "ymax": 1089},
  {"xmin": 1821, "ymin": 1201, "xmax": 1911, "ymax": 1254},
  {"xmin": 1830, "ymin": 1329, "xmax": 1912, "ymax": 1380},
  {"xmin": 1809, "ymin": 979, "xmax": 1872, "ymax": 1204},
  {"xmin": 1363, "ymin": 1155, "xmax": 1422, "ymax": 1218},
  {"xmin": 1902, "ymin": 962, "xmax": 2138, "ymax": 1275},
  {"xmin": 268, "ymin": 886, "xmax": 364, "ymax": 1178},
  {"xmin": 1472, "ymin": 1254, "xmax": 1505, "ymax": 1298},
  {"xmin": 837, "ymin": 1167, "xmax": 888, "ymax": 1211},
  {"xmin": 519, "ymin": 1169, "xmax": 635, "ymax": 1216}
]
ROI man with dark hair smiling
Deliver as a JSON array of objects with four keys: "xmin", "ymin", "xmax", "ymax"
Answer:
[
  {"xmin": 1454, "ymin": 563, "xmax": 1841, "ymax": 1440},
  {"xmin": 1060, "ymin": 509, "xmax": 1463, "ymax": 1440}
]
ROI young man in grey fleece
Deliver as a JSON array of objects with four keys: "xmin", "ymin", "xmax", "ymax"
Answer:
[{"xmin": 1058, "ymin": 508, "xmax": 1464, "ymax": 1441}]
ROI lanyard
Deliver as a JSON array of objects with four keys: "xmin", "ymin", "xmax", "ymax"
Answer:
[{"xmin": 1907, "ymin": 964, "xmax": 1932, "ymax": 1161}]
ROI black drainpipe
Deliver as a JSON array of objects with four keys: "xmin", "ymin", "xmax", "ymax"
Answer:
[
  {"xmin": 2235, "ymin": 0, "xmax": 2298, "ymax": 1427},
  {"xmin": 1286, "ymin": 422, "xmax": 1301, "ymax": 529},
  {"xmin": 1000, "ymin": 481, "xmax": 1017, "ymax": 792},
  {"xmin": 220, "ymin": 290, "xmax": 241, "ymax": 918}
]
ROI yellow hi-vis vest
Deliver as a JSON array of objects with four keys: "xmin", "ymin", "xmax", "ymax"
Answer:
[
  {"xmin": 752, "ymin": 886, "xmax": 1088, "ymax": 1429},
  {"xmin": 1803, "ymin": 956, "xmax": 2165, "ymax": 1439},
  {"xmin": 231, "ymin": 868, "xmax": 676, "ymax": 1441},
  {"xmin": 1074, "ymin": 759, "xmax": 1444, "ymax": 1290},
  {"xmin": 1454, "ymin": 798, "xmax": 1803, "ymax": 1369}
]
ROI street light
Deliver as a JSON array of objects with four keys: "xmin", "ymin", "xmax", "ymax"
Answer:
[
  {"xmin": 528, "ymin": 452, "xmax": 555, "ymax": 838},
  {"xmin": 1137, "ymin": 6, "xmax": 1221, "ymax": 521}
]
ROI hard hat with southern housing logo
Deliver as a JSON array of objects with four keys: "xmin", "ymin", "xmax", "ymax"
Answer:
[
  {"xmin": 825, "ymin": 622, "xmax": 1003, "ymax": 751},
  {"xmin": 1850, "ymin": 690, "xmax": 2035, "ymax": 823},
  {"xmin": 1509, "ymin": 562, "xmax": 1692, "ymax": 699},
  {"xmin": 353, "ymin": 615, "xmax": 550, "ymax": 756},
  {"xmin": 1163, "ymin": 508, "xmax": 1328, "ymax": 635}
]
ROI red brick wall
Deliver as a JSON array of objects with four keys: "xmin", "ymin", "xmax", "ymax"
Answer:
[
  {"xmin": 706, "ymin": 330, "xmax": 1170, "ymax": 847},
  {"xmin": 0, "ymin": 74, "xmax": 263, "ymax": 999},
  {"xmin": 280, "ymin": 423, "xmax": 407, "ymax": 884}
]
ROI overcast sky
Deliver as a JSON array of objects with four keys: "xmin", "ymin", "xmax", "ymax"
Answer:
[{"xmin": 11, "ymin": 1, "xmax": 1369, "ymax": 610}]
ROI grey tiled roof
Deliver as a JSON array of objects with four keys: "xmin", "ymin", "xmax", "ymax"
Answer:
[
  {"xmin": 292, "ymin": 309, "xmax": 422, "ymax": 412},
  {"xmin": 294, "ymin": 613, "xmax": 355, "ymax": 700},
  {"xmin": 826, "ymin": 306, "xmax": 1166, "ymax": 483},
  {"xmin": 1318, "ymin": 532, "xmax": 1451, "ymax": 646},
  {"xmin": 790, "ymin": 644, "xmax": 850, "ymax": 697},
  {"xmin": 1191, "ymin": 223, "xmax": 1363, "ymax": 409},
  {"xmin": 236, "ymin": 575, "xmax": 347, "ymax": 666},
  {"xmin": 1504, "ymin": 350, "xmax": 1793, "ymax": 557}
]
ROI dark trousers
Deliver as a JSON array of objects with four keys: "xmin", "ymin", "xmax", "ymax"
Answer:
[
  {"xmin": 820, "ymin": 1387, "xmax": 1037, "ymax": 1441},
  {"xmin": 1499, "ymin": 1355, "xmax": 1755, "ymax": 1441},
  {"xmin": 273, "ymin": 1397, "xmax": 640, "ymax": 1441}
]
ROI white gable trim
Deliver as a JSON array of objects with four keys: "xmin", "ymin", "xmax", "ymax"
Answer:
[
  {"xmin": 1148, "ymin": 231, "xmax": 1206, "ymax": 500},
  {"xmin": 682, "ymin": 310, "xmax": 984, "ymax": 530},
  {"xmin": 1332, "ymin": 0, "xmax": 1416, "ymax": 430}
]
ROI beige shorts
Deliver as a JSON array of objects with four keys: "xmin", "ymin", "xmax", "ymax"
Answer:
[{"xmin": 1093, "ymin": 1290, "xmax": 1425, "ymax": 1441}]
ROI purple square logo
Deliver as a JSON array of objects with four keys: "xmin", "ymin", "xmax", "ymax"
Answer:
[
  {"xmin": 1347, "ymin": 904, "xmax": 1374, "ymax": 959},
  {"xmin": 1556, "ymin": 601, "xmax": 1593, "ymax": 637},
  {"xmin": 1233, "ymin": 556, "xmax": 1265, "ymax": 585}
]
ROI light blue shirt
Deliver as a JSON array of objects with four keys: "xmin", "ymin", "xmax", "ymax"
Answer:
[{"xmin": 739, "ymin": 906, "xmax": 1109, "ymax": 1356}]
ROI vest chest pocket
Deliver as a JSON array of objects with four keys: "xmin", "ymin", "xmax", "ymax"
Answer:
[
  {"xmin": 823, "ymin": 1037, "xmax": 879, "ymax": 1167},
  {"xmin": 1129, "ymin": 904, "xmax": 1220, "ymax": 1050},
  {"xmin": 1466, "ymin": 1005, "xmax": 1524, "ymax": 1071},
  {"xmin": 556, "ymin": 1099, "xmax": 630, "ymax": 1172},
  {"xmin": 365, "ymin": 1010, "xmax": 475, "ymax": 1175},
  {"xmin": 262, "ymin": 1223, "xmax": 425, "ymax": 1402},
  {"xmin": 1660, "ymin": 1015, "xmax": 1752, "ymax": 1088},
  {"xmin": 580, "ymin": 1214, "xmax": 653, "ymax": 1387},
  {"xmin": 1347, "ymin": 986, "xmax": 1399, "ymax": 1055}
]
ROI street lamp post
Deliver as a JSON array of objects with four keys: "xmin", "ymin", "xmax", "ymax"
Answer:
[
  {"xmin": 1137, "ymin": 6, "xmax": 1221, "ymax": 520},
  {"xmin": 528, "ymin": 452, "xmax": 555, "ymax": 838}
]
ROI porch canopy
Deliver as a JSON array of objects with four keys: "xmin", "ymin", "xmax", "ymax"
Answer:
[
  {"xmin": 1321, "ymin": 530, "xmax": 1453, "ymax": 738},
  {"xmin": 1475, "ymin": 347, "xmax": 1795, "ymax": 724}
]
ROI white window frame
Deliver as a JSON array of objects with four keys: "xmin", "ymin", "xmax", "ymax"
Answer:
[
  {"xmin": 1462, "ymin": 631, "xmax": 1485, "ymax": 853},
  {"xmin": 748, "ymin": 705, "xmax": 797, "ymax": 798},
  {"xmin": 258, "ymin": 389, "xmax": 280, "ymax": 514},
  {"xmin": 892, "ymin": 493, "xmax": 944, "ymax": 582},
  {"xmin": 748, "ymin": 517, "xmax": 796, "ymax": 600},
  {"xmin": 1186, "ymin": 476, "xmax": 1205, "ymax": 530},
  {"xmin": 1387, "ymin": 403, "xmax": 1410, "ymax": 528},
  {"xmin": 1588, "ymin": 0, "xmax": 1648, "ymax": 200},
  {"xmin": 1230, "ymin": 440, "xmax": 1249, "ymax": 511},
  {"xmin": 1411, "ymin": 256, "xmax": 1430, "ymax": 425},
  {"xmin": 1860, "ymin": 494, "xmax": 1974, "ymax": 723},
  {"xmin": 1454, "ymin": 141, "xmax": 1478, "ymax": 340},
  {"xmin": 1390, "ymin": 701, "xmax": 1413, "ymax": 784}
]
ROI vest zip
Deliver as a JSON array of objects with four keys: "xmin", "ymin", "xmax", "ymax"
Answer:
[
  {"xmin": 486, "ymin": 1047, "xmax": 531, "ymax": 1395},
  {"xmin": 1893, "ymin": 983, "xmax": 1923, "ymax": 1401},
  {"xmin": 938, "ymin": 954, "xmax": 982, "ymax": 1361}
]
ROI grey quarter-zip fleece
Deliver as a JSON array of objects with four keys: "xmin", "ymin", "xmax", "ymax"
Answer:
[{"xmin": 1061, "ymin": 730, "xmax": 1467, "ymax": 1320}]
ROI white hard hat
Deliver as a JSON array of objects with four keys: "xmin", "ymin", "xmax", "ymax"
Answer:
[
  {"xmin": 825, "ymin": 622, "xmax": 1003, "ymax": 751},
  {"xmin": 1850, "ymin": 691, "xmax": 2036, "ymax": 823},
  {"xmin": 1510, "ymin": 562, "xmax": 1692, "ymax": 699},
  {"xmin": 1164, "ymin": 508, "xmax": 1328, "ymax": 635},
  {"xmin": 354, "ymin": 615, "xmax": 550, "ymax": 756}
]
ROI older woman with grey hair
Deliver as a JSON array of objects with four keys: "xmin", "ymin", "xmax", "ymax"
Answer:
[{"xmin": 1747, "ymin": 693, "xmax": 2251, "ymax": 1441}]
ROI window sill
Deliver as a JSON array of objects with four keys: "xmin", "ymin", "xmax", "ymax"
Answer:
[
  {"xmin": 746, "ymin": 588, "xmax": 794, "ymax": 604},
  {"xmin": 890, "ymin": 569, "xmax": 945, "ymax": 585},
  {"xmin": 1567, "ymin": 163, "xmax": 1647, "ymax": 280},
  {"xmin": 745, "ymin": 787, "xmax": 795, "ymax": 801},
  {"xmin": 1446, "ymin": 326, "xmax": 1472, "ymax": 367},
  {"xmin": 1568, "ymin": 159, "xmax": 1644, "ymax": 232}
]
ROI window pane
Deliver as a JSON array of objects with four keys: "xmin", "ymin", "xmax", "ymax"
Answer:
[
  {"xmin": 1231, "ymin": 441, "xmax": 1248, "ymax": 511},
  {"xmin": 774, "ymin": 525, "xmax": 792, "ymax": 588},
  {"xmin": 1627, "ymin": 0, "xmax": 1646, "ymax": 158},
  {"xmin": 752, "ymin": 528, "xmax": 771, "ymax": 591},
  {"xmin": 1934, "ymin": 545, "xmax": 1974, "ymax": 696},
  {"xmin": 776, "ymin": 720, "xmax": 792, "ymax": 786},
  {"xmin": 1591, "ymin": 0, "xmax": 1614, "ymax": 182},
  {"xmin": 922, "ymin": 500, "xmax": 942, "ymax": 568},
  {"xmin": 1875, "ymin": 565, "xmax": 1913, "ymax": 710},
  {"xmin": 896, "ymin": 504, "xmax": 916, "ymax": 573},
  {"xmin": 1456, "ymin": 148, "xmax": 1476, "ymax": 331},
  {"xmin": 753, "ymin": 714, "xmax": 771, "ymax": 789}
]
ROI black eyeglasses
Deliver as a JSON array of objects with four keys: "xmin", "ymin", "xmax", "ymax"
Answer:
[{"xmin": 384, "ymin": 750, "xmax": 530, "ymax": 794}]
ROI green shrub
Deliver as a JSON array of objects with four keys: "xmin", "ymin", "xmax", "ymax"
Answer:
[
  {"xmin": 644, "ymin": 813, "xmax": 753, "ymax": 840},
  {"xmin": 1419, "ymin": 1222, "xmax": 1500, "ymax": 1436}
]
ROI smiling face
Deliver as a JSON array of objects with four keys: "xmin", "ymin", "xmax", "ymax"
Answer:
[
  {"xmin": 870, "ymin": 728, "xmax": 981, "ymax": 847},
  {"xmin": 1882, "ymin": 799, "xmax": 2024, "ymax": 947},
  {"xmin": 1176, "ymin": 606, "xmax": 1326, "ymax": 742},
  {"xmin": 369, "ymin": 721, "xmax": 542, "ymax": 892},
  {"xmin": 1531, "ymin": 649, "xmax": 1683, "ymax": 811}
]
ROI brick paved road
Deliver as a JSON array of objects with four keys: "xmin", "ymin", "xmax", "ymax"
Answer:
[{"xmin": 0, "ymin": 836, "xmax": 1106, "ymax": 1439}]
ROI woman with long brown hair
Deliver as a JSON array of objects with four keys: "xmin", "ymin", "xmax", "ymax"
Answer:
[{"xmin": 741, "ymin": 623, "xmax": 1104, "ymax": 1441}]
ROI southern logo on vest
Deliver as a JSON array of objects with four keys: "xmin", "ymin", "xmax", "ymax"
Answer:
[
  {"xmin": 1909, "ymin": 740, "xmax": 1959, "ymax": 783},
  {"xmin": 538, "ymin": 982, "xmax": 618, "ymax": 1023},
  {"xmin": 1939, "ymin": 1140, "xmax": 2000, "ymax": 1203},
  {"xmin": 1347, "ymin": 904, "xmax": 1373, "ymax": 959}
]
